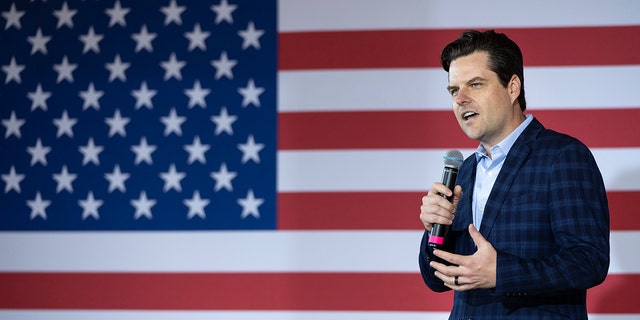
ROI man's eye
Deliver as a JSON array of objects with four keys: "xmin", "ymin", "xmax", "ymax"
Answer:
[{"xmin": 449, "ymin": 88, "xmax": 458, "ymax": 96}]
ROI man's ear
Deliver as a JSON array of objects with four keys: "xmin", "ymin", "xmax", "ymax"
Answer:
[{"xmin": 508, "ymin": 74, "xmax": 521, "ymax": 103}]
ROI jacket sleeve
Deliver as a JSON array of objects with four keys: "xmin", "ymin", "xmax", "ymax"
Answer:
[
  {"xmin": 419, "ymin": 230, "xmax": 447, "ymax": 292},
  {"xmin": 419, "ymin": 229, "xmax": 459, "ymax": 292}
]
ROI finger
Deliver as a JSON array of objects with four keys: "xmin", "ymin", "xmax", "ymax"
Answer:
[
  {"xmin": 429, "ymin": 260, "xmax": 459, "ymax": 280},
  {"xmin": 420, "ymin": 195, "xmax": 456, "ymax": 226},
  {"xmin": 420, "ymin": 206, "xmax": 454, "ymax": 225},
  {"xmin": 429, "ymin": 260, "xmax": 446, "ymax": 273},
  {"xmin": 429, "ymin": 182, "xmax": 452, "ymax": 198},
  {"xmin": 468, "ymin": 224, "xmax": 488, "ymax": 247},
  {"xmin": 433, "ymin": 270, "xmax": 457, "ymax": 287},
  {"xmin": 433, "ymin": 249, "xmax": 461, "ymax": 266},
  {"xmin": 425, "ymin": 190, "xmax": 455, "ymax": 209},
  {"xmin": 451, "ymin": 185, "xmax": 463, "ymax": 211},
  {"xmin": 441, "ymin": 275, "xmax": 467, "ymax": 291}
]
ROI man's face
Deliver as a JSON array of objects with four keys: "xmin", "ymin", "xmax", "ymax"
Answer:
[{"xmin": 447, "ymin": 51, "xmax": 522, "ymax": 149}]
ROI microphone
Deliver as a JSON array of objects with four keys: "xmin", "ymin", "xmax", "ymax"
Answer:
[{"xmin": 428, "ymin": 149, "xmax": 464, "ymax": 249}]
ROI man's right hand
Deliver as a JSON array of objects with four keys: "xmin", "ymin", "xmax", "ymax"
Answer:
[{"xmin": 419, "ymin": 182, "xmax": 463, "ymax": 232}]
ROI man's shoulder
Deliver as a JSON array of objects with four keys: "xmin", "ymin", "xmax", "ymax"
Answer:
[
  {"xmin": 534, "ymin": 128, "xmax": 589, "ymax": 152},
  {"xmin": 524, "ymin": 118, "xmax": 588, "ymax": 150}
]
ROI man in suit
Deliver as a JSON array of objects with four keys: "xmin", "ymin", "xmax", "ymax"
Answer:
[{"xmin": 418, "ymin": 30, "xmax": 610, "ymax": 319}]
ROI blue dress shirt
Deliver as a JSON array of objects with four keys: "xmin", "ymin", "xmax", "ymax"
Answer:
[{"xmin": 473, "ymin": 114, "xmax": 533, "ymax": 230}]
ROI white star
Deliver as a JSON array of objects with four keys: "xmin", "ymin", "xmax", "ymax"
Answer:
[
  {"xmin": 53, "ymin": 55, "xmax": 77, "ymax": 83},
  {"xmin": 160, "ymin": 0, "xmax": 186, "ymax": 26},
  {"xmin": 2, "ymin": 3, "xmax": 25, "ymax": 30},
  {"xmin": 210, "ymin": 162, "xmax": 237, "ymax": 192},
  {"xmin": 184, "ymin": 23, "xmax": 210, "ymax": 51},
  {"xmin": 211, "ymin": 0, "xmax": 237, "ymax": 24},
  {"xmin": 79, "ymin": 137, "xmax": 104, "ymax": 166},
  {"xmin": 79, "ymin": 26, "xmax": 104, "ymax": 54},
  {"xmin": 79, "ymin": 82, "xmax": 104, "ymax": 110},
  {"xmin": 132, "ymin": 81, "xmax": 157, "ymax": 109},
  {"xmin": 131, "ymin": 137, "xmax": 157, "ymax": 165},
  {"xmin": 2, "ymin": 111, "xmax": 25, "ymax": 138},
  {"xmin": 131, "ymin": 24, "xmax": 157, "ymax": 53},
  {"xmin": 53, "ymin": 110, "xmax": 77, "ymax": 138},
  {"xmin": 105, "ymin": 54, "xmax": 130, "ymax": 82},
  {"xmin": 237, "ymin": 135, "xmax": 265, "ymax": 164},
  {"xmin": 184, "ymin": 136, "xmax": 210, "ymax": 164},
  {"xmin": 184, "ymin": 80, "xmax": 210, "ymax": 108},
  {"xmin": 105, "ymin": 109, "xmax": 130, "ymax": 137},
  {"xmin": 53, "ymin": 165, "xmax": 77, "ymax": 193},
  {"xmin": 184, "ymin": 190, "xmax": 209, "ymax": 219},
  {"xmin": 131, "ymin": 191, "xmax": 156, "ymax": 220},
  {"xmin": 160, "ymin": 107, "xmax": 186, "ymax": 136},
  {"xmin": 238, "ymin": 21, "xmax": 264, "ymax": 50},
  {"xmin": 2, "ymin": 166, "xmax": 25, "ymax": 194},
  {"xmin": 2, "ymin": 56, "xmax": 25, "ymax": 84},
  {"xmin": 159, "ymin": 163, "xmax": 186, "ymax": 192},
  {"xmin": 27, "ymin": 138, "xmax": 51, "ymax": 166},
  {"xmin": 211, "ymin": 106, "xmax": 237, "ymax": 136},
  {"xmin": 105, "ymin": 164, "xmax": 130, "ymax": 193},
  {"xmin": 79, "ymin": 191, "xmax": 103, "ymax": 220},
  {"xmin": 211, "ymin": 51, "xmax": 237, "ymax": 80},
  {"xmin": 160, "ymin": 53, "xmax": 186, "ymax": 81},
  {"xmin": 27, "ymin": 28, "xmax": 51, "ymax": 55},
  {"xmin": 27, "ymin": 192, "xmax": 50, "ymax": 220},
  {"xmin": 28, "ymin": 83, "xmax": 51, "ymax": 111},
  {"xmin": 53, "ymin": 1, "xmax": 77, "ymax": 29},
  {"xmin": 105, "ymin": 0, "xmax": 130, "ymax": 27},
  {"xmin": 237, "ymin": 78, "xmax": 264, "ymax": 107},
  {"xmin": 237, "ymin": 189, "xmax": 264, "ymax": 219}
]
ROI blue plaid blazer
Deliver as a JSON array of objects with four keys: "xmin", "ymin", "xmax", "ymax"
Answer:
[{"xmin": 419, "ymin": 118, "xmax": 610, "ymax": 319}]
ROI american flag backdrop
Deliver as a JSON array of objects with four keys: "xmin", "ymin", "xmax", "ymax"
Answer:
[{"xmin": 1, "ymin": 0, "xmax": 639, "ymax": 319}]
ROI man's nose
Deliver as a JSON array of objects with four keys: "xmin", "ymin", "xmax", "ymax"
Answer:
[{"xmin": 454, "ymin": 88, "xmax": 470, "ymax": 106}]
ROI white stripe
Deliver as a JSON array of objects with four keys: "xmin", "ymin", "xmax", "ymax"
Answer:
[
  {"xmin": 278, "ymin": 66, "xmax": 640, "ymax": 112},
  {"xmin": 279, "ymin": 68, "xmax": 445, "ymax": 112},
  {"xmin": 279, "ymin": 0, "xmax": 640, "ymax": 32},
  {"xmin": 278, "ymin": 149, "xmax": 457, "ymax": 192},
  {"xmin": 278, "ymin": 148, "xmax": 640, "ymax": 192},
  {"xmin": 0, "ymin": 231, "xmax": 636, "ymax": 273},
  {"xmin": 0, "ymin": 230, "xmax": 422, "ymax": 272},
  {"xmin": 1, "ymin": 310, "xmax": 636, "ymax": 320}
]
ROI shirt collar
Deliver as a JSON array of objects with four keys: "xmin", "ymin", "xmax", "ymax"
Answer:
[{"xmin": 475, "ymin": 114, "xmax": 534, "ymax": 161}]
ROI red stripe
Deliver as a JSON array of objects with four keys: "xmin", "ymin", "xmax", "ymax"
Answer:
[
  {"xmin": 279, "ymin": 110, "xmax": 471, "ymax": 150},
  {"xmin": 278, "ymin": 191, "xmax": 421, "ymax": 230},
  {"xmin": 0, "ymin": 272, "xmax": 636, "ymax": 313},
  {"xmin": 278, "ymin": 191, "xmax": 637, "ymax": 231},
  {"xmin": 587, "ymin": 273, "xmax": 640, "ymax": 314},
  {"xmin": 278, "ymin": 109, "xmax": 640, "ymax": 150},
  {"xmin": 279, "ymin": 26, "xmax": 640, "ymax": 70},
  {"xmin": 0, "ymin": 272, "xmax": 449, "ymax": 311}
]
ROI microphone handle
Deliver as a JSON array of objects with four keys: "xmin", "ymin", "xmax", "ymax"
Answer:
[{"xmin": 428, "ymin": 166, "xmax": 458, "ymax": 249}]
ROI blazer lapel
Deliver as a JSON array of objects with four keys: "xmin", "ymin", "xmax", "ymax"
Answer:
[{"xmin": 479, "ymin": 118, "xmax": 544, "ymax": 238}]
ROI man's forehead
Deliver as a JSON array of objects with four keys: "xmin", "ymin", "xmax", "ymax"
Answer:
[
  {"xmin": 448, "ymin": 54, "xmax": 495, "ymax": 84},
  {"xmin": 448, "ymin": 70, "xmax": 494, "ymax": 86}
]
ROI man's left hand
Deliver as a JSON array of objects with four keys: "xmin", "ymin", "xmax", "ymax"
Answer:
[{"xmin": 429, "ymin": 224, "xmax": 497, "ymax": 291}]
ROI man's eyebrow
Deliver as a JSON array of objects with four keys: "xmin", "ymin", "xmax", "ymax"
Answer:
[
  {"xmin": 446, "ymin": 76, "xmax": 487, "ymax": 91},
  {"xmin": 466, "ymin": 76, "xmax": 487, "ymax": 84}
]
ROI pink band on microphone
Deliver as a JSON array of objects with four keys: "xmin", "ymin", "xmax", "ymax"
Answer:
[{"xmin": 428, "ymin": 235, "xmax": 445, "ymax": 245}]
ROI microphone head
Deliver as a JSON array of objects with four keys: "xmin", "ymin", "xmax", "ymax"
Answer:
[{"xmin": 443, "ymin": 150, "xmax": 464, "ymax": 168}]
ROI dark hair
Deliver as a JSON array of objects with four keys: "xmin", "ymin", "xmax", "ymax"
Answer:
[{"xmin": 441, "ymin": 30, "xmax": 526, "ymax": 111}]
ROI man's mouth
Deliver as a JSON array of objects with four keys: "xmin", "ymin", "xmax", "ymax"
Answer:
[{"xmin": 462, "ymin": 111, "xmax": 478, "ymax": 121}]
